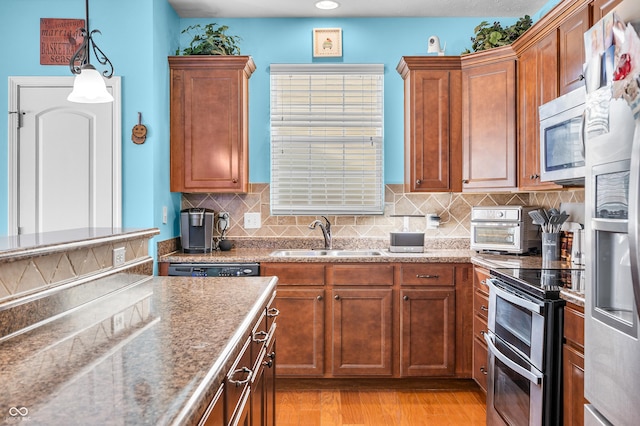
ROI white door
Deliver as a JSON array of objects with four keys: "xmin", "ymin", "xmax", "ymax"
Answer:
[{"xmin": 8, "ymin": 76, "xmax": 121, "ymax": 235}]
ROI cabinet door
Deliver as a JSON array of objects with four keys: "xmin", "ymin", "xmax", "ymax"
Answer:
[
  {"xmin": 397, "ymin": 57, "xmax": 462, "ymax": 193},
  {"xmin": 274, "ymin": 288, "xmax": 324, "ymax": 376},
  {"xmin": 563, "ymin": 344, "xmax": 586, "ymax": 426},
  {"xmin": 518, "ymin": 33, "xmax": 563, "ymax": 191},
  {"xmin": 169, "ymin": 56, "xmax": 254, "ymax": 193},
  {"xmin": 400, "ymin": 289, "xmax": 456, "ymax": 376},
  {"xmin": 408, "ymin": 70, "xmax": 460, "ymax": 191},
  {"xmin": 592, "ymin": 0, "xmax": 622, "ymax": 24},
  {"xmin": 331, "ymin": 288, "xmax": 393, "ymax": 376},
  {"xmin": 559, "ymin": 5, "xmax": 589, "ymax": 95},
  {"xmin": 462, "ymin": 59, "xmax": 517, "ymax": 191},
  {"xmin": 472, "ymin": 337, "xmax": 488, "ymax": 393}
]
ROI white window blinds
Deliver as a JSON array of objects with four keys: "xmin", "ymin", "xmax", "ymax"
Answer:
[{"xmin": 270, "ymin": 64, "xmax": 384, "ymax": 215}]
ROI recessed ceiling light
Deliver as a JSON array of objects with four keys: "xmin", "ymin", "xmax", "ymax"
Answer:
[{"xmin": 315, "ymin": 1, "xmax": 340, "ymax": 10}]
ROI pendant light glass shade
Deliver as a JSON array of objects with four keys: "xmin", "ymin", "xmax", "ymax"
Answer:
[{"xmin": 67, "ymin": 64, "xmax": 114, "ymax": 103}]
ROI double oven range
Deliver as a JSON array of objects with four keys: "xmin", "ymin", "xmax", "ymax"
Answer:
[{"xmin": 485, "ymin": 267, "xmax": 573, "ymax": 426}]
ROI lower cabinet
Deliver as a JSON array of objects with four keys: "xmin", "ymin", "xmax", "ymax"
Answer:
[
  {"xmin": 199, "ymin": 292, "xmax": 277, "ymax": 426},
  {"xmin": 262, "ymin": 262, "xmax": 471, "ymax": 379},
  {"xmin": 400, "ymin": 288, "xmax": 456, "ymax": 376},
  {"xmin": 563, "ymin": 303, "xmax": 586, "ymax": 426},
  {"xmin": 331, "ymin": 288, "xmax": 393, "ymax": 376},
  {"xmin": 472, "ymin": 265, "xmax": 490, "ymax": 393}
]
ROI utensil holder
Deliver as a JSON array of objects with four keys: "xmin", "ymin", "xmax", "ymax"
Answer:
[{"xmin": 542, "ymin": 232, "xmax": 561, "ymax": 263}]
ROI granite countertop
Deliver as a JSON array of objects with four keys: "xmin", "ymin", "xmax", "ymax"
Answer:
[
  {"xmin": 0, "ymin": 227, "xmax": 159, "ymax": 261},
  {"xmin": 0, "ymin": 275, "xmax": 278, "ymax": 425},
  {"xmin": 160, "ymin": 247, "xmax": 477, "ymax": 264}
]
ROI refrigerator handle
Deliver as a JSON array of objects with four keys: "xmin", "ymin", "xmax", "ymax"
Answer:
[{"xmin": 627, "ymin": 121, "xmax": 640, "ymax": 316}]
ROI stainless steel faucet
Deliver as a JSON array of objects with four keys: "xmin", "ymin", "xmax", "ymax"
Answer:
[{"xmin": 308, "ymin": 216, "xmax": 332, "ymax": 250}]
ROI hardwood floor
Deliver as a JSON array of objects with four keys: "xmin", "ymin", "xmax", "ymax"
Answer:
[{"xmin": 276, "ymin": 379, "xmax": 487, "ymax": 426}]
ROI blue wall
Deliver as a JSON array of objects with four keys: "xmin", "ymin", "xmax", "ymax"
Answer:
[{"xmin": 1, "ymin": 0, "xmax": 561, "ymax": 251}]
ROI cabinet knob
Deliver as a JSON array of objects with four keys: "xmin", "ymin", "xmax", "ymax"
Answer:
[
  {"xmin": 533, "ymin": 173, "xmax": 539, "ymax": 179},
  {"xmin": 334, "ymin": 295, "xmax": 340, "ymax": 300},
  {"xmin": 403, "ymin": 295, "xmax": 409, "ymax": 301},
  {"xmin": 317, "ymin": 295, "xmax": 323, "ymax": 301},
  {"xmin": 416, "ymin": 179, "xmax": 422, "ymax": 186},
  {"xmin": 480, "ymin": 305, "xmax": 488, "ymax": 312},
  {"xmin": 232, "ymin": 178, "xmax": 238, "ymax": 183},
  {"xmin": 530, "ymin": 174, "xmax": 535, "ymax": 179},
  {"xmin": 462, "ymin": 179, "xmax": 469, "ymax": 184},
  {"xmin": 480, "ymin": 366, "xmax": 488, "ymax": 375},
  {"xmin": 579, "ymin": 74, "xmax": 585, "ymax": 81}
]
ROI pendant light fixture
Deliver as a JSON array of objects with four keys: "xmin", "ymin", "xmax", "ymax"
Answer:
[{"xmin": 67, "ymin": 0, "xmax": 114, "ymax": 103}]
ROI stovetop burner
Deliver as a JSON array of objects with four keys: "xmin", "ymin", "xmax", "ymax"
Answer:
[{"xmin": 490, "ymin": 267, "xmax": 584, "ymax": 300}]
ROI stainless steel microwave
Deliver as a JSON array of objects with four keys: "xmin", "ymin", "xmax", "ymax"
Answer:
[{"xmin": 539, "ymin": 87, "xmax": 586, "ymax": 185}]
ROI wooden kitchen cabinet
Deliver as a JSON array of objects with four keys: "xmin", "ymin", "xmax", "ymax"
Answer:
[
  {"xmin": 261, "ymin": 263, "xmax": 325, "ymax": 377},
  {"xmin": 558, "ymin": 4, "xmax": 589, "ymax": 95},
  {"xmin": 472, "ymin": 265, "xmax": 490, "ymax": 393},
  {"xmin": 563, "ymin": 302, "xmax": 587, "ymax": 426},
  {"xmin": 592, "ymin": 0, "xmax": 622, "ymax": 21},
  {"xmin": 517, "ymin": 31, "xmax": 563, "ymax": 191},
  {"xmin": 199, "ymin": 384, "xmax": 225, "ymax": 426},
  {"xmin": 396, "ymin": 57, "xmax": 463, "ymax": 192},
  {"xmin": 461, "ymin": 47, "xmax": 517, "ymax": 192},
  {"xmin": 331, "ymin": 287, "xmax": 394, "ymax": 376},
  {"xmin": 169, "ymin": 56, "xmax": 255, "ymax": 193},
  {"xmin": 400, "ymin": 288, "xmax": 456, "ymax": 376}
]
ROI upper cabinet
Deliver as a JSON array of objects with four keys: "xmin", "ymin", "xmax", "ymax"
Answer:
[
  {"xmin": 169, "ymin": 56, "xmax": 255, "ymax": 193},
  {"xmin": 461, "ymin": 47, "xmax": 518, "ymax": 192},
  {"xmin": 592, "ymin": 0, "xmax": 623, "ymax": 22},
  {"xmin": 558, "ymin": 3, "xmax": 590, "ymax": 95},
  {"xmin": 397, "ymin": 57, "xmax": 463, "ymax": 193},
  {"xmin": 516, "ymin": 31, "xmax": 563, "ymax": 191}
]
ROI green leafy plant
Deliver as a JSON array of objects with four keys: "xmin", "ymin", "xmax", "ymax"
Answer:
[
  {"xmin": 176, "ymin": 23, "xmax": 242, "ymax": 55},
  {"xmin": 462, "ymin": 15, "xmax": 532, "ymax": 54}
]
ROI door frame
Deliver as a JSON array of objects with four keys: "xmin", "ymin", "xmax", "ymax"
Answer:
[{"xmin": 8, "ymin": 76, "xmax": 122, "ymax": 235}]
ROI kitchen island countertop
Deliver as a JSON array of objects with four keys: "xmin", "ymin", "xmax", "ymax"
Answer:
[{"xmin": 0, "ymin": 275, "xmax": 278, "ymax": 425}]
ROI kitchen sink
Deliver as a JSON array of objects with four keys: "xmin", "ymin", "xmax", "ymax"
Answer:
[{"xmin": 270, "ymin": 249, "xmax": 386, "ymax": 257}]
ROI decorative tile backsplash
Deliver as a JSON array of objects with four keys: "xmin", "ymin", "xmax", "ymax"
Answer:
[{"xmin": 182, "ymin": 184, "xmax": 585, "ymax": 240}]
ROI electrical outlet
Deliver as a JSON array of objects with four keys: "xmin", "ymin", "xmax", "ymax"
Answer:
[
  {"xmin": 112, "ymin": 312, "xmax": 125, "ymax": 334},
  {"xmin": 162, "ymin": 206, "xmax": 168, "ymax": 224},
  {"xmin": 113, "ymin": 247, "xmax": 126, "ymax": 267},
  {"xmin": 244, "ymin": 212, "xmax": 261, "ymax": 229},
  {"xmin": 218, "ymin": 212, "xmax": 230, "ymax": 231}
]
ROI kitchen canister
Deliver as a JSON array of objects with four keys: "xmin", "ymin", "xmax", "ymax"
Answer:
[{"xmin": 542, "ymin": 232, "xmax": 561, "ymax": 263}]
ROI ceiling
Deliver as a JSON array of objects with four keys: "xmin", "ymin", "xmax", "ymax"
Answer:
[{"xmin": 167, "ymin": 0, "xmax": 550, "ymax": 18}]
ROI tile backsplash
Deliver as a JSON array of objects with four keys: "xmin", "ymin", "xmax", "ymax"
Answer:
[{"xmin": 182, "ymin": 184, "xmax": 585, "ymax": 240}]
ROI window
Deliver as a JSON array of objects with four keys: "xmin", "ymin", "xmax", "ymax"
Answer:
[{"xmin": 270, "ymin": 64, "xmax": 384, "ymax": 215}]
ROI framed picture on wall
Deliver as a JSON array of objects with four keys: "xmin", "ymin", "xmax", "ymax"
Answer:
[{"xmin": 313, "ymin": 28, "xmax": 342, "ymax": 57}]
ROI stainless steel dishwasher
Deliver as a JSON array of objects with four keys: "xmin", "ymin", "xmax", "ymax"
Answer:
[{"xmin": 167, "ymin": 263, "xmax": 260, "ymax": 277}]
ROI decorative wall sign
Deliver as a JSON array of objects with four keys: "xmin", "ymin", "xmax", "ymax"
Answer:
[
  {"xmin": 40, "ymin": 18, "xmax": 85, "ymax": 65},
  {"xmin": 313, "ymin": 28, "xmax": 342, "ymax": 57}
]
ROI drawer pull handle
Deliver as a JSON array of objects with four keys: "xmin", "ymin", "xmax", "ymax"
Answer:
[
  {"xmin": 480, "ymin": 279, "xmax": 486, "ymax": 285},
  {"xmin": 403, "ymin": 295, "xmax": 409, "ymax": 301},
  {"xmin": 317, "ymin": 295, "xmax": 323, "ymax": 301},
  {"xmin": 480, "ymin": 305, "xmax": 488, "ymax": 312},
  {"xmin": 263, "ymin": 352, "xmax": 276, "ymax": 368},
  {"xmin": 480, "ymin": 366, "xmax": 488, "ymax": 375},
  {"xmin": 417, "ymin": 274, "xmax": 439, "ymax": 279},
  {"xmin": 228, "ymin": 367, "xmax": 252, "ymax": 386},
  {"xmin": 267, "ymin": 307, "xmax": 280, "ymax": 317},
  {"xmin": 253, "ymin": 330, "xmax": 268, "ymax": 343},
  {"xmin": 263, "ymin": 359, "xmax": 273, "ymax": 368},
  {"xmin": 480, "ymin": 330, "xmax": 486, "ymax": 336}
]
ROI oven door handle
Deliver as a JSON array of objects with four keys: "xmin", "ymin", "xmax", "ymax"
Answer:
[
  {"xmin": 487, "ymin": 278, "xmax": 542, "ymax": 314},
  {"xmin": 471, "ymin": 222, "xmax": 521, "ymax": 227},
  {"xmin": 484, "ymin": 332, "xmax": 543, "ymax": 385}
]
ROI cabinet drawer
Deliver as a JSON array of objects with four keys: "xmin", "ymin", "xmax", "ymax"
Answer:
[
  {"xmin": 473, "ymin": 313, "xmax": 488, "ymax": 342},
  {"xmin": 473, "ymin": 337, "xmax": 488, "ymax": 393},
  {"xmin": 261, "ymin": 263, "xmax": 325, "ymax": 285},
  {"xmin": 474, "ymin": 267, "xmax": 490, "ymax": 294},
  {"xmin": 400, "ymin": 264, "xmax": 455, "ymax": 286},
  {"xmin": 332, "ymin": 264, "xmax": 394, "ymax": 286},
  {"xmin": 564, "ymin": 303, "xmax": 585, "ymax": 349},
  {"xmin": 474, "ymin": 289, "xmax": 489, "ymax": 319},
  {"xmin": 226, "ymin": 337, "xmax": 252, "ymax": 425}
]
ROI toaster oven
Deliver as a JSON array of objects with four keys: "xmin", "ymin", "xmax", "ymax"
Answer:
[{"xmin": 470, "ymin": 206, "xmax": 541, "ymax": 254}]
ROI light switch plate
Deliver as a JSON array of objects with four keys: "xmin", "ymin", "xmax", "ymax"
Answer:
[{"xmin": 244, "ymin": 212, "xmax": 261, "ymax": 229}]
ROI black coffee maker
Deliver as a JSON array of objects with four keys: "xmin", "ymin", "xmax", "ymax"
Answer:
[{"xmin": 180, "ymin": 208, "xmax": 215, "ymax": 253}]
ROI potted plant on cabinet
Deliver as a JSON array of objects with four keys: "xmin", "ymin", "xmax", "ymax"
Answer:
[{"xmin": 176, "ymin": 23, "xmax": 242, "ymax": 56}]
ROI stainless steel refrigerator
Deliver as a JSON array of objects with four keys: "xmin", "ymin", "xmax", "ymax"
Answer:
[{"xmin": 584, "ymin": 3, "xmax": 640, "ymax": 424}]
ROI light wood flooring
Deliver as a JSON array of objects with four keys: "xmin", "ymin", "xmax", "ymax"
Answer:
[{"xmin": 275, "ymin": 379, "xmax": 487, "ymax": 426}]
